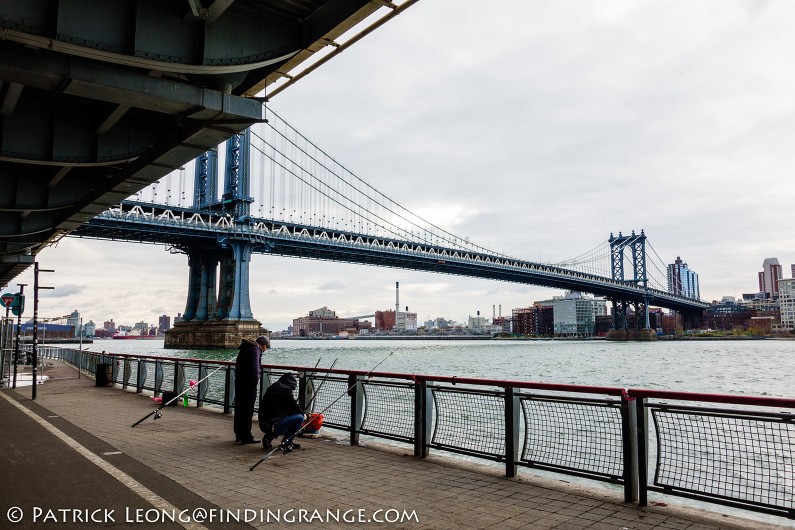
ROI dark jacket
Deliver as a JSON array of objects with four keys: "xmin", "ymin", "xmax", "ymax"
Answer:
[
  {"xmin": 235, "ymin": 338, "xmax": 261, "ymax": 385},
  {"xmin": 261, "ymin": 374, "xmax": 302, "ymax": 420}
]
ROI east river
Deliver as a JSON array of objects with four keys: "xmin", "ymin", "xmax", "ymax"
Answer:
[{"xmin": 85, "ymin": 337, "xmax": 795, "ymax": 398}]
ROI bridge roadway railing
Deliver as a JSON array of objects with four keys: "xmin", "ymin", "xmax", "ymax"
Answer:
[
  {"xmin": 34, "ymin": 346, "xmax": 794, "ymax": 519},
  {"xmin": 86, "ymin": 204, "xmax": 707, "ymax": 311}
]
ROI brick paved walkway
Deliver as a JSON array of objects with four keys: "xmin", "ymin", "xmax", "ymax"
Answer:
[{"xmin": 1, "ymin": 360, "xmax": 788, "ymax": 529}]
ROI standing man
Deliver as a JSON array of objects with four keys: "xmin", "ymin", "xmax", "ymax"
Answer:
[{"xmin": 234, "ymin": 335, "xmax": 270, "ymax": 444}]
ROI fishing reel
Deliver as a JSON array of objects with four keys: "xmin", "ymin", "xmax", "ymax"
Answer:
[{"xmin": 154, "ymin": 410, "xmax": 163, "ymax": 420}]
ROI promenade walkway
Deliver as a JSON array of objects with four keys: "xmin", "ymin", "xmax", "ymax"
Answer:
[{"xmin": 1, "ymin": 360, "xmax": 788, "ymax": 530}]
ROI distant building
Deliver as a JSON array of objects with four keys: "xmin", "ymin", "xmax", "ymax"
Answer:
[
  {"xmin": 395, "ymin": 309, "xmax": 417, "ymax": 332},
  {"xmin": 158, "ymin": 315, "xmax": 171, "ymax": 334},
  {"xmin": 375, "ymin": 310, "xmax": 396, "ymax": 331},
  {"xmin": 103, "ymin": 320, "xmax": 115, "ymax": 332},
  {"xmin": 292, "ymin": 307, "xmax": 366, "ymax": 337},
  {"xmin": 467, "ymin": 313, "xmax": 487, "ymax": 332},
  {"xmin": 511, "ymin": 307, "xmax": 536, "ymax": 335},
  {"xmin": 667, "ymin": 256, "xmax": 700, "ymax": 299},
  {"xmin": 548, "ymin": 292, "xmax": 606, "ymax": 337},
  {"xmin": 83, "ymin": 320, "xmax": 96, "ymax": 337},
  {"xmin": 134, "ymin": 321, "xmax": 149, "ymax": 334},
  {"xmin": 493, "ymin": 316, "xmax": 510, "ymax": 334},
  {"xmin": 67, "ymin": 310, "xmax": 80, "ymax": 337},
  {"xmin": 703, "ymin": 300, "xmax": 752, "ymax": 331},
  {"xmin": 19, "ymin": 322, "xmax": 74, "ymax": 339},
  {"xmin": 174, "ymin": 313, "xmax": 183, "ymax": 325},
  {"xmin": 779, "ymin": 278, "xmax": 795, "ymax": 332},
  {"xmin": 758, "ymin": 258, "xmax": 782, "ymax": 299}
]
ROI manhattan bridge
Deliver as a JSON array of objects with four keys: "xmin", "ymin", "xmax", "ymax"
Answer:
[
  {"xmin": 0, "ymin": 0, "xmax": 706, "ymax": 348},
  {"xmin": 72, "ymin": 109, "xmax": 708, "ymax": 347}
]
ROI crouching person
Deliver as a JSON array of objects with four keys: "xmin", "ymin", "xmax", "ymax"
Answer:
[{"xmin": 259, "ymin": 373, "xmax": 305, "ymax": 452}]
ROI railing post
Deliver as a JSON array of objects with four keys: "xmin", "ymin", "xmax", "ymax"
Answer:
[
  {"xmin": 224, "ymin": 366, "xmax": 234, "ymax": 414},
  {"xmin": 505, "ymin": 387, "xmax": 520, "ymax": 477},
  {"xmin": 136, "ymin": 359, "xmax": 145, "ymax": 393},
  {"xmin": 154, "ymin": 360, "xmax": 164, "ymax": 395},
  {"xmin": 197, "ymin": 364, "xmax": 208, "ymax": 408},
  {"xmin": 174, "ymin": 361, "xmax": 184, "ymax": 393},
  {"xmin": 620, "ymin": 393, "xmax": 638, "ymax": 503},
  {"xmin": 298, "ymin": 370, "xmax": 308, "ymax": 410},
  {"xmin": 414, "ymin": 379, "xmax": 432, "ymax": 457},
  {"xmin": 349, "ymin": 374, "xmax": 363, "ymax": 446},
  {"xmin": 636, "ymin": 396, "xmax": 648, "ymax": 506},
  {"xmin": 122, "ymin": 359, "xmax": 131, "ymax": 389}
]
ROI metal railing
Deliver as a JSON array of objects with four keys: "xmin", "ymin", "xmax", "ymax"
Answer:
[{"xmin": 34, "ymin": 347, "xmax": 795, "ymax": 519}]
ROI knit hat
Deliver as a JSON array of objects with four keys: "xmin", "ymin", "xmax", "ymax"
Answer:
[
  {"xmin": 256, "ymin": 336, "xmax": 271, "ymax": 348},
  {"xmin": 278, "ymin": 373, "xmax": 297, "ymax": 390}
]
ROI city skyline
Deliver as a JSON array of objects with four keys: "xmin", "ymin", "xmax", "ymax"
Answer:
[{"xmin": 4, "ymin": 1, "xmax": 795, "ymax": 332}]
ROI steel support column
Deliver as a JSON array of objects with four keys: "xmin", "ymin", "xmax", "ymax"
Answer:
[
  {"xmin": 183, "ymin": 252, "xmax": 202, "ymax": 321},
  {"xmin": 193, "ymin": 149, "xmax": 219, "ymax": 208},
  {"xmin": 227, "ymin": 242, "xmax": 254, "ymax": 320},
  {"xmin": 195, "ymin": 255, "xmax": 218, "ymax": 321}
]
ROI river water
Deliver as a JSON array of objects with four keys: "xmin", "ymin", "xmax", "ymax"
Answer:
[{"xmin": 85, "ymin": 337, "xmax": 795, "ymax": 399}]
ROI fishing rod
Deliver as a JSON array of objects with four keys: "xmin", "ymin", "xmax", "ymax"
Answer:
[
  {"xmin": 303, "ymin": 357, "xmax": 338, "ymax": 415},
  {"xmin": 250, "ymin": 351, "xmax": 394, "ymax": 471},
  {"xmin": 131, "ymin": 354, "xmax": 237, "ymax": 428},
  {"xmin": 131, "ymin": 345, "xmax": 278, "ymax": 428}
]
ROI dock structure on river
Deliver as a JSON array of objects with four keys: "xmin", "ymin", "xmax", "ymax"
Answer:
[{"xmin": 2, "ymin": 358, "xmax": 790, "ymax": 530}]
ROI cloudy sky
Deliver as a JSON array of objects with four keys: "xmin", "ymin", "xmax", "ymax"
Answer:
[{"xmin": 6, "ymin": 0, "xmax": 795, "ymax": 331}]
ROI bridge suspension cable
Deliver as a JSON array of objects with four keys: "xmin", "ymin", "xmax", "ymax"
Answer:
[
  {"xmin": 249, "ymin": 109, "xmax": 513, "ymax": 257},
  {"xmin": 125, "ymin": 112, "xmax": 686, "ymax": 300}
]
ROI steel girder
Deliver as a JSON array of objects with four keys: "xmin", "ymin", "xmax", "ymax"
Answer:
[
  {"xmin": 73, "ymin": 207, "xmax": 709, "ymax": 315},
  {"xmin": 0, "ymin": 0, "xmax": 394, "ymax": 287}
]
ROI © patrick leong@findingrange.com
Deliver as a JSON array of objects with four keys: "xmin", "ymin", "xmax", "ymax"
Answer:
[{"xmin": 5, "ymin": 506, "xmax": 420, "ymax": 525}]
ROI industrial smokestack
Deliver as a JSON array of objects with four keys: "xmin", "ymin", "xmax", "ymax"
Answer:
[
  {"xmin": 493, "ymin": 305, "xmax": 495, "ymax": 320},
  {"xmin": 499, "ymin": 304, "xmax": 502, "ymax": 317},
  {"xmin": 477, "ymin": 310, "xmax": 480, "ymax": 316},
  {"xmin": 395, "ymin": 282, "xmax": 399, "ymax": 313}
]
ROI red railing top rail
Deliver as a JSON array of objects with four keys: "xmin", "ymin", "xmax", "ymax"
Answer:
[
  {"xmin": 79, "ymin": 349, "xmax": 794, "ymax": 405},
  {"xmin": 628, "ymin": 388, "xmax": 795, "ymax": 409}
]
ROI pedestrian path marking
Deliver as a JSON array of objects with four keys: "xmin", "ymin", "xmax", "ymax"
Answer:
[{"xmin": 0, "ymin": 392, "xmax": 208, "ymax": 530}]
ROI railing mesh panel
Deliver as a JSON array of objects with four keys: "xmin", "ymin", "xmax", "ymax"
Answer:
[
  {"xmin": 652, "ymin": 409, "xmax": 795, "ymax": 510},
  {"xmin": 432, "ymin": 389, "xmax": 504, "ymax": 457},
  {"xmin": 521, "ymin": 398, "xmax": 624, "ymax": 478},
  {"xmin": 307, "ymin": 377, "xmax": 351, "ymax": 428},
  {"xmin": 361, "ymin": 382, "xmax": 414, "ymax": 440}
]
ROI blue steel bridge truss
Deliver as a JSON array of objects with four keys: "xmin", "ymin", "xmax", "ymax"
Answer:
[{"xmin": 73, "ymin": 200, "xmax": 708, "ymax": 315}]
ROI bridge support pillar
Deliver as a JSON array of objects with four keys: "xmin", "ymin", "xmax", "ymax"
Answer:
[{"xmin": 165, "ymin": 242, "xmax": 264, "ymax": 349}]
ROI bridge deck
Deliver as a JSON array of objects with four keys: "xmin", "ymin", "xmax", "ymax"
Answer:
[{"xmin": 1, "ymin": 360, "xmax": 776, "ymax": 530}]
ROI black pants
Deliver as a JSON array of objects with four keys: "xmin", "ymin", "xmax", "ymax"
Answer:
[{"xmin": 233, "ymin": 380, "xmax": 258, "ymax": 441}]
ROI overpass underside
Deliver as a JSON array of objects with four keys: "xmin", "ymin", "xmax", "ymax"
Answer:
[{"xmin": 0, "ymin": 0, "xmax": 397, "ymax": 289}]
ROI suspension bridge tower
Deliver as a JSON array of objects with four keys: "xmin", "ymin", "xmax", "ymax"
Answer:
[
  {"xmin": 164, "ymin": 130, "xmax": 268, "ymax": 349},
  {"xmin": 606, "ymin": 230, "xmax": 657, "ymax": 341}
]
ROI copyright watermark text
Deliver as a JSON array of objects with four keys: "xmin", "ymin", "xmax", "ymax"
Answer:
[{"xmin": 5, "ymin": 506, "xmax": 419, "ymax": 525}]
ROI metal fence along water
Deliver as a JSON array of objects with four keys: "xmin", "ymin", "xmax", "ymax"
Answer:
[{"xmin": 35, "ymin": 346, "xmax": 795, "ymax": 520}]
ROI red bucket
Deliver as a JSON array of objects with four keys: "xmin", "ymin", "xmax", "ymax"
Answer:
[{"xmin": 303, "ymin": 413, "xmax": 324, "ymax": 433}]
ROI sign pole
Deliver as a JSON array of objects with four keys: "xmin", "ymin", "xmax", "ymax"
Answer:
[
  {"xmin": 11, "ymin": 284, "xmax": 26, "ymax": 389},
  {"xmin": 1, "ymin": 306, "xmax": 9, "ymax": 385}
]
